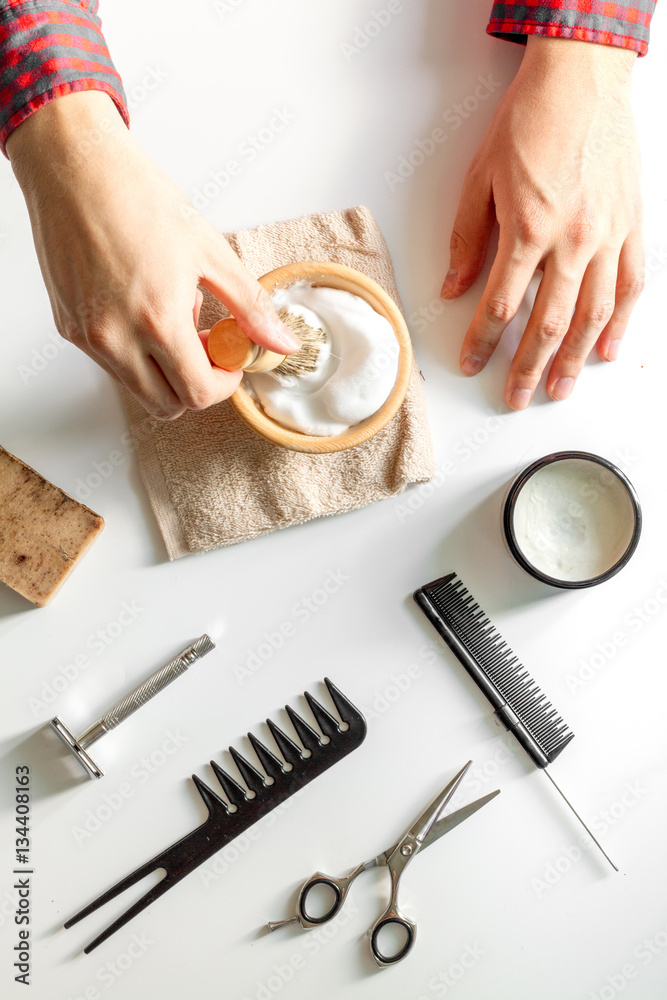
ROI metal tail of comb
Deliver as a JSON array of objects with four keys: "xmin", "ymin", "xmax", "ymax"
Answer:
[
  {"xmin": 414, "ymin": 572, "xmax": 617, "ymax": 871},
  {"xmin": 414, "ymin": 572, "xmax": 574, "ymax": 767},
  {"xmin": 64, "ymin": 678, "xmax": 366, "ymax": 953}
]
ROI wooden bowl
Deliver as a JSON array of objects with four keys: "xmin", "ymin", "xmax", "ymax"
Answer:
[{"xmin": 231, "ymin": 261, "xmax": 413, "ymax": 454}]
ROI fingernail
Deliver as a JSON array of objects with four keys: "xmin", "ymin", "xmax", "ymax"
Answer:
[
  {"xmin": 509, "ymin": 388, "xmax": 532, "ymax": 410},
  {"xmin": 551, "ymin": 377, "xmax": 574, "ymax": 401},
  {"xmin": 607, "ymin": 339, "xmax": 621, "ymax": 362},
  {"xmin": 461, "ymin": 354, "xmax": 486, "ymax": 376},
  {"xmin": 274, "ymin": 321, "xmax": 301, "ymax": 351},
  {"xmin": 441, "ymin": 268, "xmax": 459, "ymax": 299}
]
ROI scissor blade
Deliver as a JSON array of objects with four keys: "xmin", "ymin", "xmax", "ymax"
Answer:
[
  {"xmin": 408, "ymin": 761, "xmax": 474, "ymax": 844},
  {"xmin": 421, "ymin": 789, "xmax": 500, "ymax": 851}
]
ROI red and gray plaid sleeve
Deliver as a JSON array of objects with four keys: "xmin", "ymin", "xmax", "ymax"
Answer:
[
  {"xmin": 488, "ymin": 2, "xmax": 657, "ymax": 56},
  {"xmin": 0, "ymin": 0, "xmax": 128, "ymax": 157}
]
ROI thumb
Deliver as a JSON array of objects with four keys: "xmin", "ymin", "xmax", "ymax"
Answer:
[
  {"xmin": 441, "ymin": 169, "xmax": 495, "ymax": 299},
  {"xmin": 200, "ymin": 241, "xmax": 301, "ymax": 355}
]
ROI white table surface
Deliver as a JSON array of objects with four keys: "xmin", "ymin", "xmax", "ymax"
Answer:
[{"xmin": 1, "ymin": 3, "xmax": 666, "ymax": 998}]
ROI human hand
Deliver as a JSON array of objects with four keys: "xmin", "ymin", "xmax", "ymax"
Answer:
[
  {"xmin": 442, "ymin": 36, "xmax": 643, "ymax": 409},
  {"xmin": 7, "ymin": 91, "xmax": 300, "ymax": 419}
]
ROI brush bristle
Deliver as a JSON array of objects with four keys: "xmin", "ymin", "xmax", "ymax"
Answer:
[{"xmin": 275, "ymin": 308, "xmax": 326, "ymax": 376}]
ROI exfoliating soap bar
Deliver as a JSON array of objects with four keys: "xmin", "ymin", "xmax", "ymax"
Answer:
[{"xmin": 0, "ymin": 446, "xmax": 104, "ymax": 606}]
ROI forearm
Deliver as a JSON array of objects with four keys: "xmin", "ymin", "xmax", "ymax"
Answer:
[{"xmin": 0, "ymin": 0, "xmax": 128, "ymax": 157}]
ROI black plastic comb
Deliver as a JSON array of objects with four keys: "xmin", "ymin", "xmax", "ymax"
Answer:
[
  {"xmin": 414, "ymin": 572, "xmax": 617, "ymax": 870},
  {"xmin": 414, "ymin": 572, "xmax": 573, "ymax": 766},
  {"xmin": 64, "ymin": 678, "xmax": 367, "ymax": 952}
]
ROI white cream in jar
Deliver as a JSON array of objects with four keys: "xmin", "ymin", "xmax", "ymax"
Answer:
[
  {"xmin": 509, "ymin": 457, "xmax": 638, "ymax": 584},
  {"xmin": 245, "ymin": 281, "xmax": 399, "ymax": 437}
]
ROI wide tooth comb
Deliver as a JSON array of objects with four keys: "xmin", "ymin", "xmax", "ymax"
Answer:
[
  {"xmin": 192, "ymin": 774, "xmax": 230, "ymax": 819},
  {"xmin": 323, "ymin": 676, "xmax": 358, "ymax": 727},
  {"xmin": 64, "ymin": 679, "xmax": 366, "ymax": 953},
  {"xmin": 210, "ymin": 759, "xmax": 248, "ymax": 808},
  {"xmin": 304, "ymin": 690, "xmax": 341, "ymax": 740},
  {"xmin": 247, "ymin": 732, "xmax": 285, "ymax": 782},
  {"xmin": 285, "ymin": 704, "xmax": 323, "ymax": 754},
  {"xmin": 266, "ymin": 717, "xmax": 304, "ymax": 767},
  {"xmin": 229, "ymin": 745, "xmax": 267, "ymax": 797}
]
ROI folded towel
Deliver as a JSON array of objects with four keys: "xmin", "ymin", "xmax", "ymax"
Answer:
[{"xmin": 122, "ymin": 205, "xmax": 435, "ymax": 559}]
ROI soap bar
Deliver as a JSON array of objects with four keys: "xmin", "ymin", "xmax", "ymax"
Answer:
[{"xmin": 0, "ymin": 446, "xmax": 104, "ymax": 606}]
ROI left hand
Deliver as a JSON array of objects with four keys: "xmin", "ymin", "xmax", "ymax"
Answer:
[{"xmin": 442, "ymin": 35, "xmax": 644, "ymax": 409}]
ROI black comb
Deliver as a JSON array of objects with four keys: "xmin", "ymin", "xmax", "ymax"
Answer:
[
  {"xmin": 414, "ymin": 572, "xmax": 573, "ymax": 766},
  {"xmin": 414, "ymin": 573, "xmax": 617, "ymax": 870},
  {"xmin": 64, "ymin": 678, "xmax": 367, "ymax": 952}
]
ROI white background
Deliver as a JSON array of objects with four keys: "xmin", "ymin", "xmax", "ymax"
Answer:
[{"xmin": 1, "ymin": 2, "xmax": 666, "ymax": 999}]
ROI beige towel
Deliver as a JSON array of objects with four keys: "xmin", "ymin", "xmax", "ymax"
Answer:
[{"xmin": 122, "ymin": 205, "xmax": 435, "ymax": 559}]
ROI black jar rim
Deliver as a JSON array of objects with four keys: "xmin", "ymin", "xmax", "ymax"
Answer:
[{"xmin": 503, "ymin": 450, "xmax": 642, "ymax": 590}]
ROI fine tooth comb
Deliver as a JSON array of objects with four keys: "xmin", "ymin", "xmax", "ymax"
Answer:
[
  {"xmin": 414, "ymin": 572, "xmax": 617, "ymax": 871},
  {"xmin": 65, "ymin": 678, "xmax": 367, "ymax": 953}
]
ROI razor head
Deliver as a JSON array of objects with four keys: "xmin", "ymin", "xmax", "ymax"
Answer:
[{"xmin": 50, "ymin": 717, "xmax": 104, "ymax": 779}]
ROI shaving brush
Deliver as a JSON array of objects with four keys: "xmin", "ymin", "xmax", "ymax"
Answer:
[{"xmin": 208, "ymin": 308, "xmax": 326, "ymax": 375}]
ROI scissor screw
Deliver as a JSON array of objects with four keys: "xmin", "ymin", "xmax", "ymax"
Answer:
[{"xmin": 401, "ymin": 844, "xmax": 413, "ymax": 857}]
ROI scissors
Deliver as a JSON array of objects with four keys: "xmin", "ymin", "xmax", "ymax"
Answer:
[{"xmin": 268, "ymin": 760, "xmax": 499, "ymax": 967}]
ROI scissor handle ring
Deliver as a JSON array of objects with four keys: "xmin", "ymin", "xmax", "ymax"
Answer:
[
  {"xmin": 298, "ymin": 877, "xmax": 343, "ymax": 925},
  {"xmin": 370, "ymin": 916, "xmax": 416, "ymax": 966}
]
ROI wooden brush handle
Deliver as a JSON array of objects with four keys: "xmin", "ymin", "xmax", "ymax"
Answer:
[{"xmin": 208, "ymin": 318, "xmax": 286, "ymax": 373}]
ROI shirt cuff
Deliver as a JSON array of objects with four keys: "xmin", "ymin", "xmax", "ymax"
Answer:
[
  {"xmin": 0, "ymin": 0, "xmax": 129, "ymax": 157},
  {"xmin": 487, "ymin": 2, "xmax": 657, "ymax": 57}
]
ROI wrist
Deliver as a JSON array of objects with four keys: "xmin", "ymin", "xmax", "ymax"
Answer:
[
  {"xmin": 521, "ymin": 35, "xmax": 636, "ymax": 94},
  {"xmin": 8, "ymin": 91, "xmax": 127, "ymax": 189}
]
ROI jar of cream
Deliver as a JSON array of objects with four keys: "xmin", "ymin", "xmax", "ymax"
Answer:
[{"xmin": 503, "ymin": 451, "xmax": 641, "ymax": 589}]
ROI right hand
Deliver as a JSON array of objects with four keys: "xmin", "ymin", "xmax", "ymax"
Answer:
[{"xmin": 7, "ymin": 91, "xmax": 300, "ymax": 419}]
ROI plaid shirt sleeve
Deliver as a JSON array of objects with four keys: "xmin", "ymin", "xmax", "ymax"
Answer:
[
  {"xmin": 0, "ymin": 0, "xmax": 128, "ymax": 157},
  {"xmin": 488, "ymin": 2, "xmax": 657, "ymax": 56}
]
